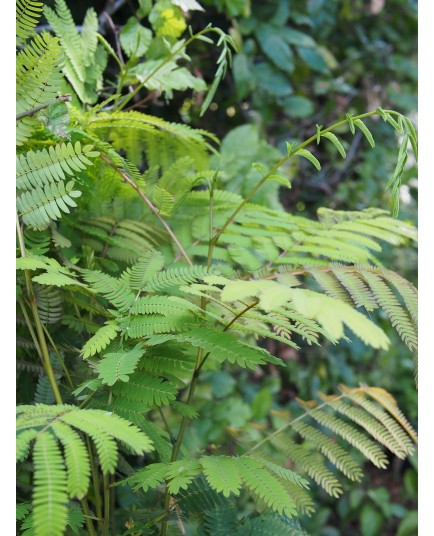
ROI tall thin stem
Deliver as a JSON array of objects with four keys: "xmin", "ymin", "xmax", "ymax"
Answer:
[
  {"xmin": 80, "ymin": 498, "xmax": 98, "ymax": 536},
  {"xmin": 87, "ymin": 437, "xmax": 104, "ymax": 524},
  {"xmin": 210, "ymin": 110, "xmax": 400, "ymax": 255},
  {"xmin": 16, "ymin": 213, "xmax": 63, "ymax": 405},
  {"xmin": 103, "ymin": 473, "xmax": 110, "ymax": 536}
]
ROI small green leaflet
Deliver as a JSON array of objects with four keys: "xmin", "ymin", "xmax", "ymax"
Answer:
[
  {"xmin": 354, "ymin": 119, "xmax": 375, "ymax": 148},
  {"xmin": 321, "ymin": 132, "xmax": 346, "ymax": 158},
  {"xmin": 346, "ymin": 113, "xmax": 355, "ymax": 134},
  {"xmin": 316, "ymin": 124, "xmax": 323, "ymax": 145},
  {"xmin": 252, "ymin": 162, "xmax": 268, "ymax": 176},
  {"xmin": 36, "ymin": 101, "xmax": 70, "ymax": 138},
  {"xmin": 252, "ymin": 163, "xmax": 291, "ymax": 189},
  {"xmin": 82, "ymin": 322, "xmax": 120, "ymax": 359},
  {"xmin": 97, "ymin": 344, "xmax": 146, "ymax": 386},
  {"xmin": 296, "ymin": 148, "xmax": 321, "ymax": 171},
  {"xmin": 268, "ymin": 174, "xmax": 292, "ymax": 189}
]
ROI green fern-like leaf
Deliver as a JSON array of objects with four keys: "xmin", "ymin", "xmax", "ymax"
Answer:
[
  {"xmin": 124, "ymin": 462, "xmax": 168, "ymax": 492},
  {"xmin": 34, "ymin": 284, "xmax": 63, "ymax": 324},
  {"xmin": 146, "ymin": 327, "xmax": 283, "ymax": 369},
  {"xmin": 16, "ymin": 0, "xmax": 43, "ymax": 44},
  {"xmin": 361, "ymin": 270, "xmax": 417, "ymax": 351},
  {"xmin": 50, "ymin": 421, "xmax": 90, "ymax": 498},
  {"xmin": 82, "ymin": 270, "xmax": 135, "ymax": 312},
  {"xmin": 127, "ymin": 250, "xmax": 166, "ymax": 290},
  {"xmin": 291, "ymin": 421, "xmax": 364, "ymax": 481},
  {"xmin": 97, "ymin": 343, "xmax": 146, "ymax": 386},
  {"xmin": 43, "ymin": 0, "xmax": 107, "ymax": 104},
  {"xmin": 32, "ymin": 432, "xmax": 68, "ymax": 536},
  {"xmin": 249, "ymin": 385, "xmax": 417, "ymax": 499},
  {"xmin": 204, "ymin": 504, "xmax": 239, "ymax": 536},
  {"xmin": 112, "ymin": 372, "xmax": 178, "ymax": 406},
  {"xmin": 200, "ymin": 456, "xmax": 243, "ymax": 497},
  {"xmin": 16, "ymin": 142, "xmax": 99, "ymax": 191},
  {"xmin": 16, "ymin": 32, "xmax": 63, "ymax": 145},
  {"xmin": 236, "ymin": 457, "xmax": 298, "ymax": 517},
  {"xmin": 88, "ymin": 110, "xmax": 216, "ymax": 170},
  {"xmin": 81, "ymin": 321, "xmax": 119, "ymax": 359},
  {"xmin": 120, "ymin": 312, "xmax": 199, "ymax": 339},
  {"xmin": 17, "ymin": 180, "xmax": 82, "ymax": 230},
  {"xmin": 235, "ymin": 513, "xmax": 309, "ymax": 536}
]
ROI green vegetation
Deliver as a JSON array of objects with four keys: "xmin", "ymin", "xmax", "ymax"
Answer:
[{"xmin": 16, "ymin": 1, "xmax": 417, "ymax": 534}]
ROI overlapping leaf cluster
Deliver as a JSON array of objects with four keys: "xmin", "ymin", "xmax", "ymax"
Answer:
[{"xmin": 16, "ymin": 1, "xmax": 417, "ymax": 535}]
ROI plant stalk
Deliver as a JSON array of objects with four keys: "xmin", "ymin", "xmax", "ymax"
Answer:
[
  {"xmin": 16, "ymin": 214, "xmax": 63, "ymax": 405},
  {"xmin": 16, "ymin": 94, "xmax": 71, "ymax": 120},
  {"xmin": 115, "ymin": 28, "xmax": 219, "ymax": 111},
  {"xmin": 210, "ymin": 110, "xmax": 400, "ymax": 254}
]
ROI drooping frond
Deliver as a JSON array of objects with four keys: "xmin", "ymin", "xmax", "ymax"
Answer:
[
  {"xmin": 43, "ymin": 0, "xmax": 107, "ymax": 104},
  {"xmin": 87, "ymin": 110, "xmax": 217, "ymax": 170},
  {"xmin": 16, "ymin": 0, "xmax": 43, "ymax": 45},
  {"xmin": 72, "ymin": 218, "xmax": 162, "ymax": 265},
  {"xmin": 189, "ymin": 276, "xmax": 390, "ymax": 350},
  {"xmin": 249, "ymin": 385, "xmax": 417, "ymax": 498},
  {"xmin": 50, "ymin": 420, "xmax": 90, "ymax": 498},
  {"xmin": 126, "ymin": 250, "xmax": 166, "ymax": 290},
  {"xmin": 361, "ymin": 270, "xmax": 417, "ymax": 351},
  {"xmin": 17, "ymin": 179, "xmax": 82, "ymax": 230},
  {"xmin": 184, "ymin": 202, "xmax": 416, "ymax": 269},
  {"xmin": 16, "ymin": 32, "xmax": 63, "ymax": 145},
  {"xmin": 300, "ymin": 264, "xmax": 417, "ymax": 352},
  {"xmin": 34, "ymin": 284, "xmax": 63, "ymax": 324},
  {"xmin": 32, "ymin": 432, "xmax": 68, "ymax": 536}
]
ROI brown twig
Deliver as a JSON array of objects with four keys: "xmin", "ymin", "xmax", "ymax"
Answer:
[
  {"xmin": 102, "ymin": 12, "xmax": 125, "ymax": 66},
  {"xmin": 16, "ymin": 95, "xmax": 72, "ymax": 121},
  {"xmin": 100, "ymin": 155, "xmax": 193, "ymax": 266}
]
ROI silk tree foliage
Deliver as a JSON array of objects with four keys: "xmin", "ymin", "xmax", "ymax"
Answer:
[{"xmin": 16, "ymin": 1, "xmax": 417, "ymax": 535}]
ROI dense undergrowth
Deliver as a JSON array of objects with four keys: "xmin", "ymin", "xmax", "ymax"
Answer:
[{"xmin": 16, "ymin": 1, "xmax": 418, "ymax": 535}]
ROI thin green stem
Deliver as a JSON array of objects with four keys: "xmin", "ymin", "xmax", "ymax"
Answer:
[
  {"xmin": 78, "ymin": 389, "xmax": 98, "ymax": 409},
  {"xmin": 210, "ymin": 110, "xmax": 401, "ymax": 254},
  {"xmin": 17, "ymin": 214, "xmax": 63, "ymax": 405},
  {"xmin": 158, "ymin": 407, "xmax": 176, "ymax": 445},
  {"xmin": 18, "ymin": 298, "xmax": 43, "ymax": 363},
  {"xmin": 86, "ymin": 437, "xmax": 104, "ymax": 524},
  {"xmin": 80, "ymin": 498, "xmax": 98, "ymax": 536},
  {"xmin": 160, "ymin": 300, "xmax": 259, "ymax": 534},
  {"xmin": 41, "ymin": 323, "xmax": 74, "ymax": 389},
  {"xmin": 103, "ymin": 473, "xmax": 110, "ymax": 536}
]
